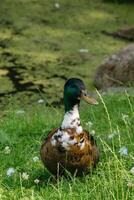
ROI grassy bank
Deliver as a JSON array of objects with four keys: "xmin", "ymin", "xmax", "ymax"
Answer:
[{"xmin": 0, "ymin": 92, "xmax": 134, "ymax": 199}]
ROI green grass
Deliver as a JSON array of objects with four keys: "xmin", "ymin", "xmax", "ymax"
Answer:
[{"xmin": 0, "ymin": 92, "xmax": 134, "ymax": 199}]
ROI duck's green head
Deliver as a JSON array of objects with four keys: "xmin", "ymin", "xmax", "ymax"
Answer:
[{"xmin": 64, "ymin": 78, "xmax": 98, "ymax": 112}]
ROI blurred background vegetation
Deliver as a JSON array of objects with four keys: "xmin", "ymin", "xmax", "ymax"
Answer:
[{"xmin": 0, "ymin": 0, "xmax": 133, "ymax": 110}]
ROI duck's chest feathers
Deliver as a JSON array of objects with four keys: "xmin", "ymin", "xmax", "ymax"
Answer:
[
  {"xmin": 50, "ymin": 105, "xmax": 86, "ymax": 151},
  {"xmin": 61, "ymin": 105, "xmax": 83, "ymax": 134},
  {"xmin": 51, "ymin": 128, "xmax": 86, "ymax": 151}
]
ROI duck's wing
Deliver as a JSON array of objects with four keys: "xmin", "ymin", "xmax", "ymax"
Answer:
[
  {"xmin": 41, "ymin": 128, "xmax": 58, "ymax": 144},
  {"xmin": 83, "ymin": 130, "xmax": 99, "ymax": 167},
  {"xmin": 40, "ymin": 128, "xmax": 65, "ymax": 174}
]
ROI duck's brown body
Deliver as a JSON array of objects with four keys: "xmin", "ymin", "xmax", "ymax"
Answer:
[{"xmin": 40, "ymin": 127, "xmax": 99, "ymax": 175}]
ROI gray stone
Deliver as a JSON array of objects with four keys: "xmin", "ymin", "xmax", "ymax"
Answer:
[{"xmin": 94, "ymin": 44, "xmax": 134, "ymax": 89}]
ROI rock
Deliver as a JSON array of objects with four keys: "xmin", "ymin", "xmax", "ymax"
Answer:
[
  {"xmin": 102, "ymin": 26, "xmax": 134, "ymax": 41},
  {"xmin": 94, "ymin": 44, "xmax": 134, "ymax": 90}
]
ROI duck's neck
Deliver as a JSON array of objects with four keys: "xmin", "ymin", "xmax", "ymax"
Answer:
[{"xmin": 61, "ymin": 104, "xmax": 83, "ymax": 134}]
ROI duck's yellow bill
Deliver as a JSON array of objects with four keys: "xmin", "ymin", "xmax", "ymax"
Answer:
[{"xmin": 81, "ymin": 90, "xmax": 98, "ymax": 105}]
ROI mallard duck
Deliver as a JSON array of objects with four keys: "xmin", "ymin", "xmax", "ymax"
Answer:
[{"xmin": 40, "ymin": 78, "xmax": 99, "ymax": 175}]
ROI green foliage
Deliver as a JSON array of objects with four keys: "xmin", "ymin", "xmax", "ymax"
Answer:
[{"xmin": 0, "ymin": 93, "xmax": 134, "ymax": 199}]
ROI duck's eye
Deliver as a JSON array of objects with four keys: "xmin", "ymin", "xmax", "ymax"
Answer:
[{"xmin": 81, "ymin": 90, "xmax": 87, "ymax": 96}]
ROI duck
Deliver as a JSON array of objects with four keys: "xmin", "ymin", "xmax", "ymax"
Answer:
[{"xmin": 40, "ymin": 78, "xmax": 99, "ymax": 176}]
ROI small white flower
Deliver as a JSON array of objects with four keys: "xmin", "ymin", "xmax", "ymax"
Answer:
[
  {"xmin": 108, "ymin": 131, "xmax": 118, "ymax": 140},
  {"xmin": 127, "ymin": 181, "xmax": 134, "ymax": 188},
  {"xmin": 4, "ymin": 146, "xmax": 11, "ymax": 154},
  {"xmin": 119, "ymin": 146, "xmax": 128, "ymax": 156},
  {"xmin": 16, "ymin": 110, "xmax": 25, "ymax": 115},
  {"xmin": 37, "ymin": 99, "xmax": 44, "ymax": 104},
  {"xmin": 54, "ymin": 3, "xmax": 60, "ymax": 9},
  {"xmin": 33, "ymin": 156, "xmax": 39, "ymax": 162},
  {"xmin": 130, "ymin": 167, "xmax": 134, "ymax": 175},
  {"xmin": 122, "ymin": 114, "xmax": 129, "ymax": 121},
  {"xmin": 34, "ymin": 179, "xmax": 40, "ymax": 184},
  {"xmin": 90, "ymin": 130, "xmax": 95, "ymax": 135},
  {"xmin": 86, "ymin": 121, "xmax": 93, "ymax": 128},
  {"xmin": 7, "ymin": 167, "xmax": 15, "ymax": 176},
  {"xmin": 22, "ymin": 172, "xmax": 29, "ymax": 180},
  {"xmin": 108, "ymin": 133, "xmax": 115, "ymax": 139},
  {"xmin": 79, "ymin": 49, "xmax": 89, "ymax": 53}
]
